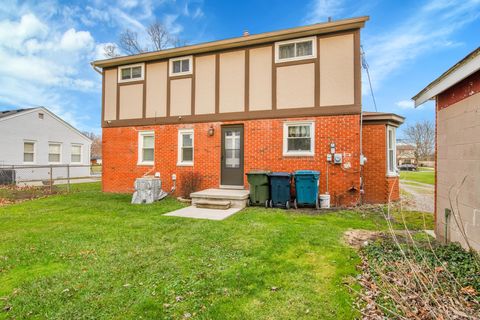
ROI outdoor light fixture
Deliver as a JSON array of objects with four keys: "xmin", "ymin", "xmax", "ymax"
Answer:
[{"xmin": 208, "ymin": 126, "xmax": 214, "ymax": 136}]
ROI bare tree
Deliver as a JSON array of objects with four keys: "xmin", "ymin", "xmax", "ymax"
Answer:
[
  {"xmin": 104, "ymin": 21, "xmax": 186, "ymax": 58},
  {"xmin": 404, "ymin": 120, "xmax": 435, "ymax": 162},
  {"xmin": 103, "ymin": 44, "xmax": 119, "ymax": 58},
  {"xmin": 118, "ymin": 29, "xmax": 145, "ymax": 55},
  {"xmin": 83, "ymin": 132, "xmax": 102, "ymax": 159}
]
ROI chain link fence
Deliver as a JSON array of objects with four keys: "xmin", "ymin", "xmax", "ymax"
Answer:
[{"xmin": 0, "ymin": 164, "xmax": 101, "ymax": 202}]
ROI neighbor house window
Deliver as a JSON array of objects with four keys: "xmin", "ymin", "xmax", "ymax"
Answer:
[
  {"xmin": 118, "ymin": 63, "xmax": 144, "ymax": 83},
  {"xmin": 387, "ymin": 126, "xmax": 397, "ymax": 175},
  {"xmin": 23, "ymin": 141, "xmax": 35, "ymax": 163},
  {"xmin": 275, "ymin": 37, "xmax": 316, "ymax": 63},
  {"xmin": 283, "ymin": 121, "xmax": 315, "ymax": 156},
  {"xmin": 177, "ymin": 129, "xmax": 194, "ymax": 166},
  {"xmin": 169, "ymin": 56, "xmax": 193, "ymax": 76},
  {"xmin": 138, "ymin": 131, "xmax": 154, "ymax": 165},
  {"xmin": 48, "ymin": 143, "xmax": 62, "ymax": 163},
  {"xmin": 71, "ymin": 144, "xmax": 82, "ymax": 163}
]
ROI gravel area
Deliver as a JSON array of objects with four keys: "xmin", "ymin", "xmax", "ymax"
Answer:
[{"xmin": 400, "ymin": 181, "xmax": 434, "ymax": 213}]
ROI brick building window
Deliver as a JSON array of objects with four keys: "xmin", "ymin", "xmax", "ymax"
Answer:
[
  {"xmin": 177, "ymin": 129, "xmax": 194, "ymax": 166},
  {"xmin": 275, "ymin": 37, "xmax": 317, "ymax": 63},
  {"xmin": 138, "ymin": 131, "xmax": 154, "ymax": 165},
  {"xmin": 387, "ymin": 126, "xmax": 397, "ymax": 175},
  {"xmin": 169, "ymin": 56, "xmax": 193, "ymax": 77},
  {"xmin": 283, "ymin": 121, "xmax": 315, "ymax": 156},
  {"xmin": 48, "ymin": 143, "xmax": 62, "ymax": 163},
  {"xmin": 118, "ymin": 63, "xmax": 144, "ymax": 83}
]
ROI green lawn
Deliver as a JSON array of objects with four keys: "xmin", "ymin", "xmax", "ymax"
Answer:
[
  {"xmin": 400, "ymin": 170, "xmax": 435, "ymax": 185},
  {"xmin": 0, "ymin": 183, "xmax": 429, "ymax": 319}
]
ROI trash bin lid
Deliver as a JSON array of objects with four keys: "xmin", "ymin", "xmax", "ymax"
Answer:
[
  {"xmin": 294, "ymin": 170, "xmax": 320, "ymax": 176},
  {"xmin": 246, "ymin": 170, "xmax": 271, "ymax": 175},
  {"xmin": 268, "ymin": 172, "xmax": 291, "ymax": 177}
]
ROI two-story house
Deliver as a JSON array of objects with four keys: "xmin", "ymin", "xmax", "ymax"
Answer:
[{"xmin": 92, "ymin": 16, "xmax": 404, "ymax": 206}]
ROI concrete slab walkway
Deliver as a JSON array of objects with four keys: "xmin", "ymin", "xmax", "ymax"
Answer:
[{"xmin": 164, "ymin": 206, "xmax": 242, "ymax": 220}]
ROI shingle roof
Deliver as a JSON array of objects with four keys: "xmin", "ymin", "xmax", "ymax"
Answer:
[{"xmin": 0, "ymin": 108, "xmax": 34, "ymax": 119}]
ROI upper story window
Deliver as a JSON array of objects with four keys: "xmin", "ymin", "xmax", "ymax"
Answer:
[
  {"xmin": 387, "ymin": 126, "xmax": 397, "ymax": 176},
  {"xmin": 23, "ymin": 141, "xmax": 35, "ymax": 163},
  {"xmin": 275, "ymin": 37, "xmax": 317, "ymax": 63},
  {"xmin": 48, "ymin": 143, "xmax": 62, "ymax": 164},
  {"xmin": 169, "ymin": 56, "xmax": 193, "ymax": 77},
  {"xmin": 138, "ymin": 131, "xmax": 154, "ymax": 166},
  {"xmin": 71, "ymin": 144, "xmax": 82, "ymax": 163},
  {"xmin": 118, "ymin": 63, "xmax": 144, "ymax": 83},
  {"xmin": 177, "ymin": 129, "xmax": 194, "ymax": 166},
  {"xmin": 283, "ymin": 121, "xmax": 315, "ymax": 156}
]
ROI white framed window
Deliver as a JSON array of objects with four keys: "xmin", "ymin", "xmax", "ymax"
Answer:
[
  {"xmin": 169, "ymin": 56, "xmax": 193, "ymax": 77},
  {"xmin": 48, "ymin": 143, "xmax": 62, "ymax": 164},
  {"xmin": 138, "ymin": 131, "xmax": 154, "ymax": 165},
  {"xmin": 283, "ymin": 121, "xmax": 315, "ymax": 156},
  {"xmin": 23, "ymin": 141, "xmax": 36, "ymax": 164},
  {"xmin": 71, "ymin": 144, "xmax": 82, "ymax": 164},
  {"xmin": 274, "ymin": 36, "xmax": 317, "ymax": 63},
  {"xmin": 177, "ymin": 129, "xmax": 194, "ymax": 166},
  {"xmin": 387, "ymin": 126, "xmax": 397, "ymax": 176},
  {"xmin": 118, "ymin": 63, "xmax": 145, "ymax": 83}
]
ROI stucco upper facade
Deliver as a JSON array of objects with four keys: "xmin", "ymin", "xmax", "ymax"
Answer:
[{"xmin": 94, "ymin": 17, "xmax": 367, "ymax": 128}]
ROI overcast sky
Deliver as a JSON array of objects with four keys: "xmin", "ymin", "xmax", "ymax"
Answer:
[{"xmin": 1, "ymin": 0, "xmax": 479, "ymax": 136}]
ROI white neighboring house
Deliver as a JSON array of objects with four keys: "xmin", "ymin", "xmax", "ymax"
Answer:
[{"xmin": 0, "ymin": 107, "xmax": 92, "ymax": 183}]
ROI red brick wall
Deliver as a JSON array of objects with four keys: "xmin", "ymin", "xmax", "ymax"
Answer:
[
  {"xmin": 103, "ymin": 115, "xmax": 365, "ymax": 206},
  {"xmin": 361, "ymin": 123, "xmax": 400, "ymax": 203},
  {"xmin": 437, "ymin": 70, "xmax": 480, "ymax": 110}
]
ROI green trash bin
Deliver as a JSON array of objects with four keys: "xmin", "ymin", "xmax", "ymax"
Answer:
[{"xmin": 246, "ymin": 170, "xmax": 271, "ymax": 207}]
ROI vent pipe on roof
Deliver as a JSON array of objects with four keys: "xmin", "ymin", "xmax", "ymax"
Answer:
[{"xmin": 243, "ymin": 30, "xmax": 249, "ymax": 37}]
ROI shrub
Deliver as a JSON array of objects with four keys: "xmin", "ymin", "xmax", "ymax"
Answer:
[{"xmin": 178, "ymin": 171, "xmax": 202, "ymax": 199}]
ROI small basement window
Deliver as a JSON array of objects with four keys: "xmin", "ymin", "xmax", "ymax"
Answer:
[
  {"xmin": 177, "ymin": 129, "xmax": 194, "ymax": 166},
  {"xmin": 283, "ymin": 121, "xmax": 315, "ymax": 156},
  {"xmin": 169, "ymin": 56, "xmax": 193, "ymax": 76},
  {"xmin": 118, "ymin": 63, "xmax": 144, "ymax": 83},
  {"xmin": 48, "ymin": 143, "xmax": 62, "ymax": 163},
  {"xmin": 23, "ymin": 141, "xmax": 35, "ymax": 163},
  {"xmin": 71, "ymin": 144, "xmax": 82, "ymax": 163},
  {"xmin": 387, "ymin": 126, "xmax": 397, "ymax": 176},
  {"xmin": 138, "ymin": 131, "xmax": 154, "ymax": 165},
  {"xmin": 275, "ymin": 37, "xmax": 316, "ymax": 63}
]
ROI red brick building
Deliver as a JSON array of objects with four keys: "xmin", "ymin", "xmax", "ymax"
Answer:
[{"xmin": 93, "ymin": 16, "xmax": 404, "ymax": 206}]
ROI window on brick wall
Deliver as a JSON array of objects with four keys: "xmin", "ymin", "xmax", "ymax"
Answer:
[
  {"xmin": 177, "ymin": 129, "xmax": 194, "ymax": 166},
  {"xmin": 138, "ymin": 131, "xmax": 154, "ymax": 165},
  {"xmin": 387, "ymin": 126, "xmax": 397, "ymax": 175},
  {"xmin": 283, "ymin": 121, "xmax": 315, "ymax": 156}
]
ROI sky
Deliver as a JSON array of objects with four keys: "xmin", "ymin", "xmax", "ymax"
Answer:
[{"xmin": 0, "ymin": 0, "xmax": 479, "ymax": 137}]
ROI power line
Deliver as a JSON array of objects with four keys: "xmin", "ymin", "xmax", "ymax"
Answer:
[{"xmin": 361, "ymin": 45, "xmax": 378, "ymax": 112}]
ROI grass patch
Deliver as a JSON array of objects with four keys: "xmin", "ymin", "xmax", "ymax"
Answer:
[
  {"xmin": 0, "ymin": 183, "xmax": 432, "ymax": 319},
  {"xmin": 400, "ymin": 170, "xmax": 435, "ymax": 185}
]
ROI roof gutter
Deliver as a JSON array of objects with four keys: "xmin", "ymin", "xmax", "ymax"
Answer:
[
  {"xmin": 91, "ymin": 16, "xmax": 369, "ymax": 69},
  {"xmin": 91, "ymin": 62, "xmax": 102, "ymax": 75}
]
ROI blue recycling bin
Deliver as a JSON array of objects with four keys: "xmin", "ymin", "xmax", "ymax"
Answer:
[
  {"xmin": 268, "ymin": 172, "xmax": 292, "ymax": 209},
  {"xmin": 294, "ymin": 170, "xmax": 320, "ymax": 209}
]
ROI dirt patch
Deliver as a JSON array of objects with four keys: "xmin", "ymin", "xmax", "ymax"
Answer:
[{"xmin": 344, "ymin": 230, "xmax": 383, "ymax": 249}]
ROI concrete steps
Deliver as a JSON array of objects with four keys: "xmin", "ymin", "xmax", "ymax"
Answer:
[
  {"xmin": 195, "ymin": 199, "xmax": 231, "ymax": 210},
  {"xmin": 191, "ymin": 188, "xmax": 250, "ymax": 209}
]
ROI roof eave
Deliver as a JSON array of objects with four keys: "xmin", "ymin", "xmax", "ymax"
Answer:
[
  {"xmin": 412, "ymin": 47, "xmax": 480, "ymax": 107},
  {"xmin": 92, "ymin": 16, "xmax": 369, "ymax": 69}
]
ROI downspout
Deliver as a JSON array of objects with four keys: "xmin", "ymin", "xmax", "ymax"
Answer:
[{"xmin": 90, "ymin": 62, "xmax": 102, "ymax": 75}]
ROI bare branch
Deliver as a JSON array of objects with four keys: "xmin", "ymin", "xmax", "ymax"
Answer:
[
  {"xmin": 147, "ymin": 21, "xmax": 170, "ymax": 51},
  {"xmin": 103, "ymin": 44, "xmax": 119, "ymax": 58},
  {"xmin": 404, "ymin": 120, "xmax": 435, "ymax": 163},
  {"xmin": 169, "ymin": 35, "xmax": 188, "ymax": 48},
  {"xmin": 118, "ymin": 29, "xmax": 145, "ymax": 55}
]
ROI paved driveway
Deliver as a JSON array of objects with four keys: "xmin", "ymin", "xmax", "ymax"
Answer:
[{"xmin": 400, "ymin": 181, "xmax": 434, "ymax": 213}]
